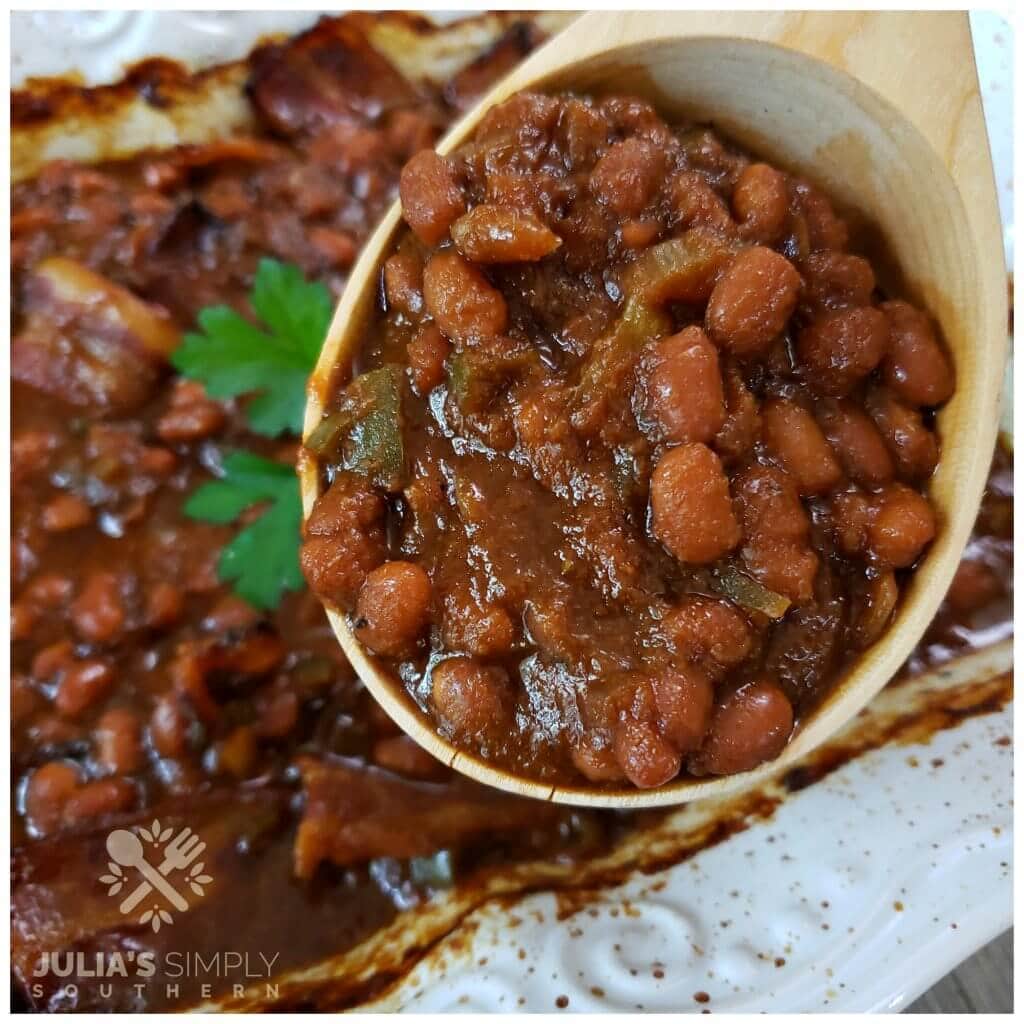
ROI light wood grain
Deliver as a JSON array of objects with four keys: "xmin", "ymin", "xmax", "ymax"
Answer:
[
  {"xmin": 300, "ymin": 11, "xmax": 1007, "ymax": 806},
  {"xmin": 908, "ymin": 930, "xmax": 1013, "ymax": 1013}
]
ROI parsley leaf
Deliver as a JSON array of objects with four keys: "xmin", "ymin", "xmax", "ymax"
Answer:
[
  {"xmin": 184, "ymin": 451, "xmax": 304, "ymax": 610},
  {"xmin": 171, "ymin": 258, "xmax": 332, "ymax": 437}
]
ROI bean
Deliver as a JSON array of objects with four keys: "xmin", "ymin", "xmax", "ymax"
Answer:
[
  {"xmin": 815, "ymin": 399, "xmax": 895, "ymax": 488},
  {"xmin": 713, "ymin": 363, "xmax": 761, "ymax": 464},
  {"xmin": 12, "ymin": 601, "xmax": 37, "ymax": 641},
  {"xmin": 202, "ymin": 594, "xmax": 260, "ymax": 632},
  {"xmin": 638, "ymin": 326, "xmax": 725, "ymax": 444},
  {"xmin": 613, "ymin": 716, "xmax": 682, "ymax": 789},
  {"xmin": 761, "ymin": 398, "xmax": 842, "ymax": 495},
  {"xmin": 407, "ymin": 323, "xmax": 450, "ymax": 395},
  {"xmin": 300, "ymin": 472, "xmax": 387, "ymax": 606},
  {"xmin": 734, "ymin": 465, "xmax": 818, "ymax": 604},
  {"xmin": 865, "ymin": 386, "xmax": 939, "ymax": 480},
  {"xmin": 451, "ymin": 205, "xmax": 561, "ymax": 263},
  {"xmin": 63, "ymin": 777, "xmax": 136, "ymax": 827},
  {"xmin": 570, "ymin": 735, "xmax": 625, "ymax": 783},
  {"xmin": 41, "ymin": 493, "xmax": 92, "ymax": 532},
  {"xmin": 792, "ymin": 181, "xmax": 849, "ymax": 251},
  {"xmin": 800, "ymin": 250, "xmax": 875, "ymax": 311},
  {"xmin": 732, "ymin": 163, "xmax": 789, "ymax": 244},
  {"xmin": 865, "ymin": 483, "xmax": 936, "ymax": 568},
  {"xmin": 95, "ymin": 707, "xmax": 144, "ymax": 774},
  {"xmin": 689, "ymin": 679, "xmax": 794, "ymax": 775},
  {"xmin": 372, "ymin": 734, "xmax": 447, "ymax": 779},
  {"xmin": 256, "ymin": 687, "xmax": 299, "ymax": 739},
  {"xmin": 145, "ymin": 582, "xmax": 185, "ymax": 630},
  {"xmin": 441, "ymin": 587, "xmax": 516, "ymax": 658},
  {"xmin": 946, "ymin": 559, "xmax": 1002, "ymax": 613},
  {"xmin": 383, "ymin": 246, "xmax": 424, "ymax": 316},
  {"xmin": 590, "ymin": 137, "xmax": 666, "ymax": 217},
  {"xmin": 650, "ymin": 443, "xmax": 741, "ymax": 564},
  {"xmin": 149, "ymin": 694, "xmax": 195, "ymax": 758},
  {"xmin": 24, "ymin": 572, "xmax": 73, "ymax": 608},
  {"xmin": 309, "ymin": 226, "xmax": 357, "ymax": 268},
  {"xmin": 354, "ymin": 561, "xmax": 433, "ymax": 657},
  {"xmin": 431, "ymin": 657, "xmax": 513, "ymax": 740},
  {"xmin": 25, "ymin": 761, "xmax": 81, "ymax": 836},
  {"xmin": 217, "ymin": 725, "xmax": 257, "ymax": 779},
  {"xmin": 661, "ymin": 596, "xmax": 754, "ymax": 675},
  {"xmin": 399, "ymin": 150, "xmax": 466, "ymax": 246},
  {"xmin": 423, "ymin": 250, "xmax": 508, "ymax": 344},
  {"xmin": 620, "ymin": 219, "xmax": 661, "ymax": 249},
  {"xmin": 880, "ymin": 300, "xmax": 954, "ymax": 407},
  {"xmin": 70, "ymin": 572, "xmax": 126, "ymax": 644},
  {"xmin": 797, "ymin": 306, "xmax": 889, "ymax": 396},
  {"xmin": 32, "ymin": 641, "xmax": 75, "ymax": 681},
  {"xmin": 706, "ymin": 246, "xmax": 801, "ymax": 355},
  {"xmin": 830, "ymin": 489, "xmax": 873, "ymax": 556},
  {"xmin": 156, "ymin": 379, "xmax": 226, "ymax": 443},
  {"xmin": 853, "ymin": 571, "xmax": 899, "ymax": 647},
  {"xmin": 650, "ymin": 666, "xmax": 714, "ymax": 752},
  {"xmin": 54, "ymin": 658, "xmax": 115, "ymax": 718},
  {"xmin": 673, "ymin": 171, "xmax": 735, "ymax": 234}
]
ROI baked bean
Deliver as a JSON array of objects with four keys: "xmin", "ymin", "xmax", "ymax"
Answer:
[
  {"xmin": 32, "ymin": 641, "xmax": 75, "ymax": 681},
  {"xmin": 423, "ymin": 250, "xmax": 508, "ymax": 344},
  {"xmin": 797, "ymin": 306, "xmax": 889, "ymax": 396},
  {"xmin": 613, "ymin": 715, "xmax": 681, "ymax": 789},
  {"xmin": 256, "ymin": 687, "xmax": 299, "ymax": 739},
  {"xmin": 732, "ymin": 163, "xmax": 788, "ymax": 244},
  {"xmin": 451, "ymin": 205, "xmax": 561, "ymax": 263},
  {"xmin": 431, "ymin": 657, "xmax": 513, "ymax": 740},
  {"xmin": 762, "ymin": 398, "xmax": 842, "ymax": 495},
  {"xmin": 54, "ymin": 658, "xmax": 115, "ymax": 717},
  {"xmin": 41, "ymin": 493, "xmax": 92, "ymax": 532},
  {"xmin": 70, "ymin": 572, "xmax": 126, "ymax": 644},
  {"xmin": 372, "ymin": 734, "xmax": 447, "ymax": 779},
  {"xmin": 880, "ymin": 300, "xmax": 954, "ymax": 407},
  {"xmin": 407, "ymin": 323, "xmax": 450, "ymax": 395},
  {"xmin": 946, "ymin": 558, "xmax": 1002, "ymax": 613},
  {"xmin": 620, "ymin": 218, "xmax": 661, "ymax": 249},
  {"xmin": 301, "ymin": 472, "xmax": 387, "ymax": 606},
  {"xmin": 13, "ymin": 675, "xmax": 42, "ymax": 724},
  {"xmin": 714, "ymin": 363, "xmax": 761, "ymax": 464},
  {"xmin": 734, "ymin": 465, "xmax": 818, "ymax": 604},
  {"xmin": 800, "ymin": 250, "xmax": 875, "ymax": 312},
  {"xmin": 202, "ymin": 594, "xmax": 260, "ymax": 632},
  {"xmin": 571, "ymin": 736, "xmax": 625, "ymax": 783},
  {"xmin": 816, "ymin": 399, "xmax": 894, "ymax": 488},
  {"xmin": 830, "ymin": 489, "xmax": 872, "ymax": 556},
  {"xmin": 145, "ymin": 582, "xmax": 185, "ymax": 629},
  {"xmin": 309, "ymin": 225, "xmax": 358, "ymax": 268},
  {"xmin": 638, "ymin": 326, "xmax": 725, "ymax": 444},
  {"xmin": 792, "ymin": 181, "xmax": 849, "ymax": 251},
  {"xmin": 95, "ymin": 707, "xmax": 144, "ymax": 774},
  {"xmin": 853, "ymin": 571, "xmax": 898, "ymax": 647},
  {"xmin": 689, "ymin": 679, "xmax": 793, "ymax": 776},
  {"xmin": 650, "ymin": 666, "xmax": 714, "ymax": 752},
  {"xmin": 706, "ymin": 246, "xmax": 801, "ymax": 354},
  {"xmin": 442, "ymin": 588, "xmax": 516, "ymax": 658},
  {"xmin": 865, "ymin": 483, "xmax": 936, "ymax": 568},
  {"xmin": 673, "ymin": 171, "xmax": 734, "ymax": 234},
  {"xmin": 156, "ymin": 379, "xmax": 226, "ymax": 443},
  {"xmin": 63, "ymin": 777, "xmax": 136, "ymax": 827},
  {"xmin": 383, "ymin": 246, "xmax": 425, "ymax": 316},
  {"xmin": 399, "ymin": 150, "xmax": 466, "ymax": 246},
  {"xmin": 354, "ymin": 560, "xmax": 433, "ymax": 657},
  {"xmin": 149, "ymin": 694, "xmax": 196, "ymax": 758},
  {"xmin": 13, "ymin": 429, "xmax": 59, "ymax": 484},
  {"xmin": 12, "ymin": 601, "xmax": 37, "ymax": 641},
  {"xmin": 25, "ymin": 761, "xmax": 81, "ymax": 836},
  {"xmin": 661, "ymin": 595, "xmax": 754, "ymax": 674},
  {"xmin": 24, "ymin": 572, "xmax": 73, "ymax": 608},
  {"xmin": 590, "ymin": 137, "xmax": 666, "ymax": 217},
  {"xmin": 865, "ymin": 386, "xmax": 939, "ymax": 479},
  {"xmin": 650, "ymin": 443, "xmax": 741, "ymax": 564}
]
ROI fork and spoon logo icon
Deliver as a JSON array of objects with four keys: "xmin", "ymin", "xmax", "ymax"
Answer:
[{"xmin": 100, "ymin": 821, "xmax": 211, "ymax": 932}]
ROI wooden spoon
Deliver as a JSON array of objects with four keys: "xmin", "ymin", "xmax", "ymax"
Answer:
[{"xmin": 299, "ymin": 11, "xmax": 1006, "ymax": 807}]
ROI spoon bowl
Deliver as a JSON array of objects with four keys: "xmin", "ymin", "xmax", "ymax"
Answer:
[{"xmin": 300, "ymin": 11, "xmax": 1006, "ymax": 807}]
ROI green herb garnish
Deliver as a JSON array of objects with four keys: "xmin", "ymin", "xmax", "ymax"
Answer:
[
  {"xmin": 172, "ymin": 258, "xmax": 332, "ymax": 437},
  {"xmin": 184, "ymin": 451, "xmax": 304, "ymax": 610}
]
